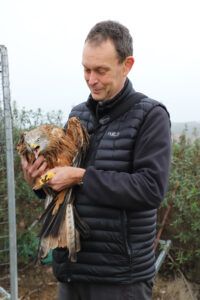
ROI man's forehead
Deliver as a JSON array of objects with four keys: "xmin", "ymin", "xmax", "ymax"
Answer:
[{"xmin": 82, "ymin": 40, "xmax": 118, "ymax": 67}]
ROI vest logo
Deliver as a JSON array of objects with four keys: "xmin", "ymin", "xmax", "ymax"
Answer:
[{"xmin": 107, "ymin": 131, "xmax": 120, "ymax": 137}]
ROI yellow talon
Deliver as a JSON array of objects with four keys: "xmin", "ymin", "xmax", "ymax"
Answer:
[
  {"xmin": 40, "ymin": 171, "xmax": 55, "ymax": 183},
  {"xmin": 33, "ymin": 171, "xmax": 55, "ymax": 190}
]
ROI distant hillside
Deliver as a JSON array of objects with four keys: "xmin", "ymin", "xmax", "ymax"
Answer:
[{"xmin": 171, "ymin": 122, "xmax": 200, "ymax": 139}]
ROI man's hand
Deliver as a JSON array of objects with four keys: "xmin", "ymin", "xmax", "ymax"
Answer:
[
  {"xmin": 21, "ymin": 155, "xmax": 48, "ymax": 187},
  {"xmin": 47, "ymin": 166, "xmax": 85, "ymax": 192}
]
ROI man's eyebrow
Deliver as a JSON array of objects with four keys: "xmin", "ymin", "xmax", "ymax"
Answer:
[
  {"xmin": 83, "ymin": 65, "xmax": 109, "ymax": 71},
  {"xmin": 96, "ymin": 66, "xmax": 109, "ymax": 70}
]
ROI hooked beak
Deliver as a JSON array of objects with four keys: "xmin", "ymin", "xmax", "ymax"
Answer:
[{"xmin": 30, "ymin": 143, "xmax": 40, "ymax": 159}]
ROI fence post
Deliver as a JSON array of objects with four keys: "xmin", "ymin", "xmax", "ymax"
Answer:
[{"xmin": 0, "ymin": 45, "xmax": 18, "ymax": 300}]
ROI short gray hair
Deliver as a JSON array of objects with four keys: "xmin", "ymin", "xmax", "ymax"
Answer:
[{"xmin": 85, "ymin": 20, "xmax": 133, "ymax": 63}]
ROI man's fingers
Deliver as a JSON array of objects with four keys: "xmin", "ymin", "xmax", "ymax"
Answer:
[
  {"xmin": 21, "ymin": 156, "xmax": 28, "ymax": 169},
  {"xmin": 32, "ymin": 161, "xmax": 48, "ymax": 178},
  {"xmin": 33, "ymin": 155, "xmax": 46, "ymax": 169},
  {"xmin": 20, "ymin": 154, "xmax": 48, "ymax": 187},
  {"xmin": 27, "ymin": 156, "xmax": 45, "ymax": 174}
]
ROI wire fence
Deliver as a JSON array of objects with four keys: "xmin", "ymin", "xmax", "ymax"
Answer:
[{"xmin": 0, "ymin": 45, "xmax": 18, "ymax": 300}]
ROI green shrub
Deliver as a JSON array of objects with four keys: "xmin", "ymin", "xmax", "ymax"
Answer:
[
  {"xmin": 17, "ymin": 229, "xmax": 39, "ymax": 263},
  {"xmin": 161, "ymin": 133, "xmax": 200, "ymax": 276}
]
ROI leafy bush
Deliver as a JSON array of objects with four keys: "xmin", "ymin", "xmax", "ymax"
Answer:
[
  {"xmin": 12, "ymin": 101, "xmax": 65, "ymax": 130},
  {"xmin": 17, "ymin": 230, "xmax": 39, "ymax": 263},
  {"xmin": 160, "ymin": 132, "xmax": 200, "ymax": 278}
]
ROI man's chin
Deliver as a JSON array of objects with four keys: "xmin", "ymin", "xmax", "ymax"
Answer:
[{"xmin": 91, "ymin": 93, "xmax": 104, "ymax": 101}]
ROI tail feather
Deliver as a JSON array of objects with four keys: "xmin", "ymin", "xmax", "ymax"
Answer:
[
  {"xmin": 38, "ymin": 190, "xmax": 71, "ymax": 238},
  {"xmin": 37, "ymin": 182, "xmax": 90, "ymax": 262},
  {"xmin": 66, "ymin": 203, "xmax": 77, "ymax": 262}
]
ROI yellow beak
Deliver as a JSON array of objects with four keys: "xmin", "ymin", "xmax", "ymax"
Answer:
[{"xmin": 30, "ymin": 143, "xmax": 38, "ymax": 150}]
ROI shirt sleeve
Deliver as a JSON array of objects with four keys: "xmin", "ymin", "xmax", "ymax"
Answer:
[{"xmin": 80, "ymin": 106, "xmax": 171, "ymax": 210}]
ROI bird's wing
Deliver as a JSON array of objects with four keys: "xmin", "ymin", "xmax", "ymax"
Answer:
[{"xmin": 65, "ymin": 117, "xmax": 89, "ymax": 152}]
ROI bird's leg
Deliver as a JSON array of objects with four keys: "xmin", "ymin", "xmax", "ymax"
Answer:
[{"xmin": 33, "ymin": 170, "xmax": 55, "ymax": 190}]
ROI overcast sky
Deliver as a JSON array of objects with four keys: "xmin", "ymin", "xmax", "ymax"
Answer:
[{"xmin": 0, "ymin": 0, "xmax": 199, "ymax": 122}]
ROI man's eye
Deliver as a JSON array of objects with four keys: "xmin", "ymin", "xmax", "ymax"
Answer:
[{"xmin": 98, "ymin": 69, "xmax": 106, "ymax": 75}]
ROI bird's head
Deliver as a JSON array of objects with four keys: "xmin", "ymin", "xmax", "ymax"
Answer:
[{"xmin": 23, "ymin": 128, "xmax": 49, "ymax": 159}]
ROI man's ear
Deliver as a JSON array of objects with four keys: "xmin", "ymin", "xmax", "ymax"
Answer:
[{"xmin": 123, "ymin": 56, "xmax": 134, "ymax": 76}]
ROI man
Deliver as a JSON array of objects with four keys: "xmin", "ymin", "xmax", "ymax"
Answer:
[{"xmin": 22, "ymin": 20, "xmax": 171, "ymax": 300}]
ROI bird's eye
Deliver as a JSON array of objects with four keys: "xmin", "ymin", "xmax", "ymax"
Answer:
[{"xmin": 37, "ymin": 138, "xmax": 40, "ymax": 142}]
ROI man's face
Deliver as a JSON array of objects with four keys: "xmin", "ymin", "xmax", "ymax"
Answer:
[{"xmin": 82, "ymin": 40, "xmax": 129, "ymax": 101}]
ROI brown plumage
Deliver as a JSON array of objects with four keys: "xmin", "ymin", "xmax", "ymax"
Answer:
[{"xmin": 17, "ymin": 117, "xmax": 90, "ymax": 262}]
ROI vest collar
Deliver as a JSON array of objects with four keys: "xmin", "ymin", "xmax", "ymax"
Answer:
[{"xmin": 86, "ymin": 78, "xmax": 136, "ymax": 124}]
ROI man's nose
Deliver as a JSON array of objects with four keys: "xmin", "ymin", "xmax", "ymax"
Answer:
[{"xmin": 88, "ymin": 72, "xmax": 98, "ymax": 85}]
